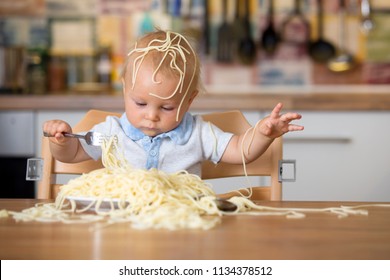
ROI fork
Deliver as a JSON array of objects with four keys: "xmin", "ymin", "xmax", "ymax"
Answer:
[{"xmin": 43, "ymin": 131, "xmax": 113, "ymax": 146}]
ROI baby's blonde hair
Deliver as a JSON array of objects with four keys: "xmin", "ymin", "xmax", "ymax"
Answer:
[
  {"xmin": 122, "ymin": 30, "xmax": 204, "ymax": 121},
  {"xmin": 122, "ymin": 30, "xmax": 203, "ymax": 98}
]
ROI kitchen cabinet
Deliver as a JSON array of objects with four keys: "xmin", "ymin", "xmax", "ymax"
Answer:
[
  {"xmin": 282, "ymin": 111, "xmax": 390, "ymax": 202},
  {"xmin": 0, "ymin": 111, "xmax": 35, "ymax": 156},
  {"xmin": 0, "ymin": 111, "xmax": 36, "ymax": 197},
  {"xmin": 35, "ymin": 110, "xmax": 89, "ymax": 156}
]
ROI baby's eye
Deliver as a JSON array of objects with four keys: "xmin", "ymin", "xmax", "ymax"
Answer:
[
  {"xmin": 162, "ymin": 106, "xmax": 174, "ymax": 111},
  {"xmin": 135, "ymin": 101, "xmax": 147, "ymax": 107}
]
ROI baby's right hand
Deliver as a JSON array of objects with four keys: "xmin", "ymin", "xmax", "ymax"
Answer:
[{"xmin": 43, "ymin": 120, "xmax": 72, "ymax": 144}]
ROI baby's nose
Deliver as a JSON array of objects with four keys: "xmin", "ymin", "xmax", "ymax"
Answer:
[{"xmin": 145, "ymin": 109, "xmax": 159, "ymax": 121}]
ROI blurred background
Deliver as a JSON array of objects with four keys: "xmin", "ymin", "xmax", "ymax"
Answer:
[{"xmin": 1, "ymin": 0, "xmax": 389, "ymax": 95}]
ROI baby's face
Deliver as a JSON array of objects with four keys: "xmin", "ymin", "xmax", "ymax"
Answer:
[{"xmin": 123, "ymin": 60, "xmax": 195, "ymax": 137}]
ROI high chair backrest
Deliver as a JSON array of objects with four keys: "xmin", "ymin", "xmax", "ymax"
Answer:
[
  {"xmin": 37, "ymin": 110, "xmax": 282, "ymax": 201},
  {"xmin": 201, "ymin": 111, "xmax": 282, "ymax": 201},
  {"xmin": 37, "ymin": 110, "xmax": 121, "ymax": 199}
]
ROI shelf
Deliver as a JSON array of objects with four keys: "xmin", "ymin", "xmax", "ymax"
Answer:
[{"xmin": 1, "ymin": 85, "xmax": 390, "ymax": 111}]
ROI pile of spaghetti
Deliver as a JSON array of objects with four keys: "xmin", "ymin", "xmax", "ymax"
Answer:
[
  {"xmin": 8, "ymin": 137, "xmax": 227, "ymax": 230},
  {"xmin": 56, "ymin": 166, "xmax": 222, "ymax": 230}
]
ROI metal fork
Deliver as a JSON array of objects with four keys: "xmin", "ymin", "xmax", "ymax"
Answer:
[{"xmin": 43, "ymin": 131, "xmax": 114, "ymax": 146}]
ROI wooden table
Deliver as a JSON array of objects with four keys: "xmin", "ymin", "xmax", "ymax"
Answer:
[{"xmin": 1, "ymin": 199, "xmax": 389, "ymax": 260}]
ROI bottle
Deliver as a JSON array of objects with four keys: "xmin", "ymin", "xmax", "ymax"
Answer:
[
  {"xmin": 96, "ymin": 46, "xmax": 112, "ymax": 86},
  {"xmin": 26, "ymin": 48, "xmax": 47, "ymax": 95},
  {"xmin": 171, "ymin": 0, "xmax": 183, "ymax": 33},
  {"xmin": 48, "ymin": 55, "xmax": 66, "ymax": 92}
]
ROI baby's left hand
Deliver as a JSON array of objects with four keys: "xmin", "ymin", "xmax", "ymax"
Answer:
[{"xmin": 259, "ymin": 103, "xmax": 304, "ymax": 138}]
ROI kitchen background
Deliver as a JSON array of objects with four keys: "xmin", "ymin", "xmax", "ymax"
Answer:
[
  {"xmin": 1, "ymin": 0, "xmax": 390, "ymax": 95},
  {"xmin": 1, "ymin": 0, "xmax": 390, "ymax": 201}
]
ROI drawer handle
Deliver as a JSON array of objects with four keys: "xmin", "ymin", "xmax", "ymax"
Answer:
[
  {"xmin": 26, "ymin": 158, "xmax": 43, "ymax": 181},
  {"xmin": 284, "ymin": 136, "xmax": 351, "ymax": 143},
  {"xmin": 278, "ymin": 160, "xmax": 296, "ymax": 182}
]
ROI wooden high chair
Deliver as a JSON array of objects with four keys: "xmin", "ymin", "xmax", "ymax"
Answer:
[
  {"xmin": 201, "ymin": 111, "xmax": 282, "ymax": 201},
  {"xmin": 37, "ymin": 109, "xmax": 283, "ymax": 201}
]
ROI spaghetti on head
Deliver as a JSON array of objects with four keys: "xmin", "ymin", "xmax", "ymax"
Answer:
[{"xmin": 122, "ymin": 30, "xmax": 203, "ymax": 121}]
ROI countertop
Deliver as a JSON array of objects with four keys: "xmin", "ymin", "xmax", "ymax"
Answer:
[{"xmin": 2, "ymin": 85, "xmax": 390, "ymax": 111}]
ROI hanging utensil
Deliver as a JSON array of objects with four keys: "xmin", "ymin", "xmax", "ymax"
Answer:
[
  {"xmin": 360, "ymin": 0, "xmax": 374, "ymax": 34},
  {"xmin": 260, "ymin": 0, "xmax": 279, "ymax": 55},
  {"xmin": 328, "ymin": 0, "xmax": 355, "ymax": 72},
  {"xmin": 202, "ymin": 0, "xmax": 210, "ymax": 55},
  {"xmin": 217, "ymin": 0, "xmax": 234, "ymax": 62},
  {"xmin": 281, "ymin": 0, "xmax": 310, "ymax": 47},
  {"xmin": 308, "ymin": 0, "xmax": 336, "ymax": 63},
  {"xmin": 232, "ymin": 0, "xmax": 245, "ymax": 59},
  {"xmin": 238, "ymin": 0, "xmax": 256, "ymax": 64}
]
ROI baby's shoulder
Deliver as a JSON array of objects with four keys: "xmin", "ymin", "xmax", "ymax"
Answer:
[
  {"xmin": 105, "ymin": 114, "xmax": 121, "ymax": 122},
  {"xmin": 93, "ymin": 114, "xmax": 123, "ymax": 133}
]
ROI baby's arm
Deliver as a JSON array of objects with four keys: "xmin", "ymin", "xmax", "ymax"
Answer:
[
  {"xmin": 221, "ymin": 103, "xmax": 304, "ymax": 164},
  {"xmin": 42, "ymin": 120, "xmax": 91, "ymax": 163}
]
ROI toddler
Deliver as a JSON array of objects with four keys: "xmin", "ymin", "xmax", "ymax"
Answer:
[{"xmin": 43, "ymin": 30, "xmax": 304, "ymax": 176}]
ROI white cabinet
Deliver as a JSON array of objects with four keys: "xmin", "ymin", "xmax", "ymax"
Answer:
[
  {"xmin": 282, "ymin": 111, "xmax": 390, "ymax": 202},
  {"xmin": 0, "ymin": 111, "xmax": 35, "ymax": 156},
  {"xmin": 35, "ymin": 111, "xmax": 88, "ymax": 156}
]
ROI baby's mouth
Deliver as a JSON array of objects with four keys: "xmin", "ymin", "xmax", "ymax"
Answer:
[{"xmin": 141, "ymin": 127, "xmax": 159, "ymax": 136}]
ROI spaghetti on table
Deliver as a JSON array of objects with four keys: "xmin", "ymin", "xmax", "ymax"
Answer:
[{"xmin": 2, "ymin": 136, "xmax": 388, "ymax": 230}]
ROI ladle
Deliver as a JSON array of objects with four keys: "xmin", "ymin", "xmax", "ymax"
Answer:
[
  {"xmin": 260, "ymin": 0, "xmax": 279, "ymax": 55},
  {"xmin": 232, "ymin": 0, "xmax": 245, "ymax": 57},
  {"xmin": 308, "ymin": 0, "xmax": 336, "ymax": 63},
  {"xmin": 327, "ymin": 0, "xmax": 354, "ymax": 72},
  {"xmin": 238, "ymin": 0, "xmax": 256, "ymax": 64},
  {"xmin": 217, "ymin": 0, "xmax": 233, "ymax": 62}
]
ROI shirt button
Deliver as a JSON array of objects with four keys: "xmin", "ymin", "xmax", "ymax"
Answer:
[{"xmin": 150, "ymin": 150, "xmax": 157, "ymax": 156}]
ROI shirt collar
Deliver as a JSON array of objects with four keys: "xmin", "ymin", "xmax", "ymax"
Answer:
[{"xmin": 119, "ymin": 112, "xmax": 193, "ymax": 145}]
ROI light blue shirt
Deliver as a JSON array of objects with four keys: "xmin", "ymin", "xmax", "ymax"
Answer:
[
  {"xmin": 80, "ymin": 112, "xmax": 233, "ymax": 176},
  {"xmin": 119, "ymin": 113, "xmax": 194, "ymax": 170}
]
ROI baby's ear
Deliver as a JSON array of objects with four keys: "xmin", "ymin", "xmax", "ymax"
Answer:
[
  {"xmin": 121, "ymin": 78, "xmax": 126, "ymax": 95},
  {"xmin": 188, "ymin": 90, "xmax": 199, "ymax": 105}
]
